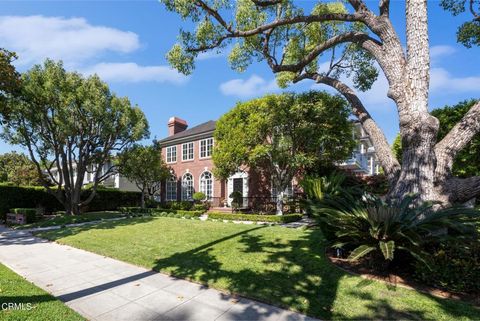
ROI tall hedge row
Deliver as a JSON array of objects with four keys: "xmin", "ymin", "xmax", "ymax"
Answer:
[{"xmin": 0, "ymin": 184, "xmax": 141, "ymax": 219}]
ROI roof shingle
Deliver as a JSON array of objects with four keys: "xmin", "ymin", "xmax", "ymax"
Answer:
[{"xmin": 157, "ymin": 120, "xmax": 216, "ymax": 145}]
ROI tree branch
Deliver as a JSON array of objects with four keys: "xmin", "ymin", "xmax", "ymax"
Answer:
[
  {"xmin": 185, "ymin": 7, "xmax": 367, "ymax": 54},
  {"xmin": 435, "ymin": 101, "xmax": 480, "ymax": 181},
  {"xmin": 446, "ymin": 176, "xmax": 480, "ymax": 203},
  {"xmin": 294, "ymin": 72, "xmax": 401, "ymax": 183},
  {"xmin": 251, "ymin": 0, "xmax": 282, "ymax": 7},
  {"xmin": 270, "ymin": 32, "xmax": 382, "ymax": 73},
  {"xmin": 379, "ymin": 0, "xmax": 390, "ymax": 16}
]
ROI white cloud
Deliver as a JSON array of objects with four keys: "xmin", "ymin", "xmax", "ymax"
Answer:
[
  {"xmin": 83, "ymin": 63, "xmax": 188, "ymax": 84},
  {"xmin": 430, "ymin": 45, "xmax": 456, "ymax": 60},
  {"xmin": 219, "ymin": 74, "xmax": 280, "ymax": 98},
  {"xmin": 430, "ymin": 67, "xmax": 480, "ymax": 93},
  {"xmin": 197, "ymin": 50, "xmax": 225, "ymax": 61},
  {"xmin": 0, "ymin": 15, "xmax": 139, "ymax": 65}
]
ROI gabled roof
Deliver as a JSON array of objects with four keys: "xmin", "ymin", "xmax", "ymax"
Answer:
[{"xmin": 157, "ymin": 120, "xmax": 216, "ymax": 145}]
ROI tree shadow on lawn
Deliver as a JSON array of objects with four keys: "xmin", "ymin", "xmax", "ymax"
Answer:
[
  {"xmin": 35, "ymin": 216, "xmax": 158, "ymax": 240},
  {"xmin": 35, "ymin": 218, "xmax": 480, "ymax": 320},
  {"xmin": 151, "ymin": 226, "xmax": 480, "ymax": 321}
]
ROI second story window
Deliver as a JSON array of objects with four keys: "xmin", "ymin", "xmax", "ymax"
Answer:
[
  {"xmin": 182, "ymin": 142, "xmax": 194, "ymax": 161},
  {"xmin": 200, "ymin": 138, "xmax": 214, "ymax": 158},
  {"xmin": 166, "ymin": 146, "xmax": 177, "ymax": 163}
]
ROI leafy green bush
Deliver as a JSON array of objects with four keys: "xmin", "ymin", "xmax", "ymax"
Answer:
[
  {"xmin": 152, "ymin": 208, "xmax": 203, "ymax": 216},
  {"xmin": 207, "ymin": 212, "xmax": 302, "ymax": 223},
  {"xmin": 229, "ymin": 191, "xmax": 243, "ymax": 210},
  {"xmin": 118, "ymin": 207, "xmax": 151, "ymax": 215},
  {"xmin": 0, "ymin": 184, "xmax": 141, "ymax": 220},
  {"xmin": 309, "ymin": 194, "xmax": 479, "ymax": 267},
  {"xmin": 414, "ymin": 240, "xmax": 480, "ymax": 293},
  {"xmin": 164, "ymin": 201, "xmax": 193, "ymax": 210},
  {"xmin": 10, "ymin": 208, "xmax": 37, "ymax": 223},
  {"xmin": 192, "ymin": 192, "xmax": 206, "ymax": 202},
  {"xmin": 192, "ymin": 203, "xmax": 209, "ymax": 212}
]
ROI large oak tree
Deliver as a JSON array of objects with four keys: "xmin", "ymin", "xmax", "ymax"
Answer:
[
  {"xmin": 1, "ymin": 60, "xmax": 149, "ymax": 215},
  {"xmin": 162, "ymin": 0, "xmax": 480, "ymax": 206},
  {"xmin": 0, "ymin": 48, "xmax": 21, "ymax": 116}
]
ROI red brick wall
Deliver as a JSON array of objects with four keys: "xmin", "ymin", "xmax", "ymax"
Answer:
[{"xmin": 160, "ymin": 139, "xmax": 225, "ymax": 202}]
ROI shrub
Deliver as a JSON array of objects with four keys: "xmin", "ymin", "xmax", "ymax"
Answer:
[
  {"xmin": 118, "ymin": 207, "xmax": 151, "ymax": 215},
  {"xmin": 192, "ymin": 203, "xmax": 209, "ymax": 212},
  {"xmin": 308, "ymin": 194, "xmax": 479, "ymax": 267},
  {"xmin": 0, "ymin": 184, "xmax": 60, "ymax": 220},
  {"xmin": 152, "ymin": 209, "xmax": 204, "ymax": 217},
  {"xmin": 414, "ymin": 240, "xmax": 480, "ymax": 293},
  {"xmin": 192, "ymin": 192, "xmax": 206, "ymax": 203},
  {"xmin": 229, "ymin": 191, "xmax": 243, "ymax": 210},
  {"xmin": 0, "ymin": 184, "xmax": 141, "ymax": 220},
  {"xmin": 83, "ymin": 188, "xmax": 141, "ymax": 212},
  {"xmin": 166, "ymin": 201, "xmax": 193, "ymax": 210},
  {"xmin": 167, "ymin": 213, "xmax": 175, "ymax": 217},
  {"xmin": 10, "ymin": 208, "xmax": 37, "ymax": 223},
  {"xmin": 207, "ymin": 212, "xmax": 302, "ymax": 223}
]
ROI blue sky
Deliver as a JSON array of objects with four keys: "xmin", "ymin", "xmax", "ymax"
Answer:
[{"xmin": 1, "ymin": 0, "xmax": 479, "ymax": 154}]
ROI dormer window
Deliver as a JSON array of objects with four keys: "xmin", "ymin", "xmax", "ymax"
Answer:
[
  {"xmin": 200, "ymin": 138, "xmax": 214, "ymax": 159},
  {"xmin": 182, "ymin": 142, "xmax": 194, "ymax": 161}
]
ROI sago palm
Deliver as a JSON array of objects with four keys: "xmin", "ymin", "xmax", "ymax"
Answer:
[{"xmin": 311, "ymin": 195, "xmax": 479, "ymax": 267}]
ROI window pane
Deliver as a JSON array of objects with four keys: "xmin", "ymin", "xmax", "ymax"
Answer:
[{"xmin": 200, "ymin": 171, "xmax": 213, "ymax": 200}]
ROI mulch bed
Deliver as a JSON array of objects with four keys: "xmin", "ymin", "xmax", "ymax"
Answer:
[{"xmin": 326, "ymin": 249, "xmax": 480, "ymax": 307}]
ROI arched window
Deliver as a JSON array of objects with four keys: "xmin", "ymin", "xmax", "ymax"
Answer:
[
  {"xmin": 166, "ymin": 175, "xmax": 177, "ymax": 201},
  {"xmin": 181, "ymin": 173, "xmax": 194, "ymax": 200},
  {"xmin": 200, "ymin": 171, "xmax": 213, "ymax": 200}
]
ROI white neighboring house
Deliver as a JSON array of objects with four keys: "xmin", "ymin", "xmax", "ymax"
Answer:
[
  {"xmin": 48, "ymin": 160, "xmax": 141, "ymax": 192},
  {"xmin": 338, "ymin": 121, "xmax": 381, "ymax": 176}
]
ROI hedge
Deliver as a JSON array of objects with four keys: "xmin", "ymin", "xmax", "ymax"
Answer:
[
  {"xmin": 152, "ymin": 209, "xmax": 204, "ymax": 217},
  {"xmin": 207, "ymin": 212, "xmax": 303, "ymax": 223},
  {"xmin": 0, "ymin": 184, "xmax": 141, "ymax": 220},
  {"xmin": 118, "ymin": 207, "xmax": 152, "ymax": 214},
  {"xmin": 10, "ymin": 208, "xmax": 37, "ymax": 223}
]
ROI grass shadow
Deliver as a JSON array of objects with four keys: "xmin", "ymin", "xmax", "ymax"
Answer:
[{"xmin": 152, "ymin": 226, "xmax": 342, "ymax": 320}]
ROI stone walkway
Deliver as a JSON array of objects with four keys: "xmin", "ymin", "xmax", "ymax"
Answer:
[{"xmin": 0, "ymin": 226, "xmax": 317, "ymax": 321}]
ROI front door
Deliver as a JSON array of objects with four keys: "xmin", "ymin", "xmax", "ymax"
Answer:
[
  {"xmin": 233, "ymin": 178, "xmax": 243, "ymax": 195},
  {"xmin": 232, "ymin": 178, "xmax": 246, "ymax": 207}
]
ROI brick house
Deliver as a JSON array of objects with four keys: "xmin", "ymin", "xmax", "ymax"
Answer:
[{"xmin": 157, "ymin": 117, "xmax": 380, "ymax": 211}]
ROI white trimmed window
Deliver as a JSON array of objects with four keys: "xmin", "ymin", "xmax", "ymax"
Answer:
[
  {"xmin": 200, "ymin": 171, "xmax": 213, "ymax": 200},
  {"xmin": 181, "ymin": 173, "xmax": 194, "ymax": 200},
  {"xmin": 166, "ymin": 146, "xmax": 177, "ymax": 163},
  {"xmin": 200, "ymin": 138, "xmax": 214, "ymax": 158},
  {"xmin": 182, "ymin": 142, "xmax": 194, "ymax": 161},
  {"xmin": 166, "ymin": 176, "xmax": 177, "ymax": 201}
]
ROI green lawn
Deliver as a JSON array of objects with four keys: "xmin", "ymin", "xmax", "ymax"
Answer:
[
  {"xmin": 37, "ymin": 217, "xmax": 480, "ymax": 320},
  {"xmin": 16, "ymin": 211, "xmax": 125, "ymax": 229},
  {"xmin": 0, "ymin": 263, "xmax": 84, "ymax": 321}
]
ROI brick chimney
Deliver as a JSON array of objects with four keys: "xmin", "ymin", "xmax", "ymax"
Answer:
[{"xmin": 168, "ymin": 117, "xmax": 188, "ymax": 136}]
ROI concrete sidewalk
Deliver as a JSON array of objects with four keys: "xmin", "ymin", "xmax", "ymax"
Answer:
[{"xmin": 0, "ymin": 226, "xmax": 317, "ymax": 321}]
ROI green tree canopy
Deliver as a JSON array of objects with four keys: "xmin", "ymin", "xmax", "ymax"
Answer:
[
  {"xmin": 117, "ymin": 143, "xmax": 170, "ymax": 208},
  {"xmin": 0, "ymin": 152, "xmax": 42, "ymax": 186},
  {"xmin": 1, "ymin": 59, "xmax": 149, "ymax": 215},
  {"xmin": 163, "ymin": 0, "xmax": 378, "ymax": 91},
  {"xmin": 213, "ymin": 91, "xmax": 355, "ymax": 214},
  {"xmin": 441, "ymin": 0, "xmax": 480, "ymax": 47},
  {"xmin": 161, "ymin": 0, "xmax": 480, "ymax": 206},
  {"xmin": 392, "ymin": 99, "xmax": 480, "ymax": 178},
  {"xmin": 0, "ymin": 48, "xmax": 21, "ymax": 116}
]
